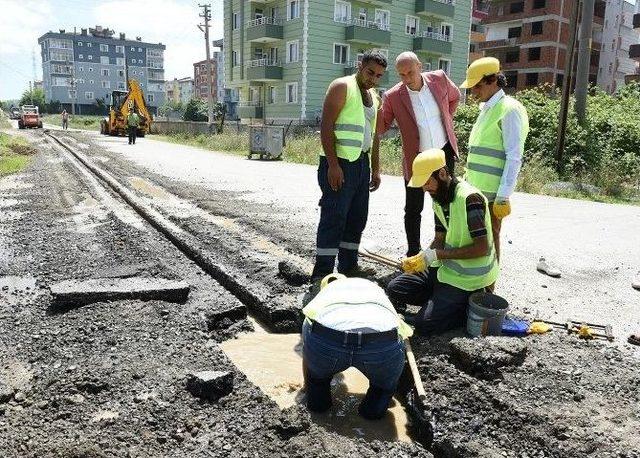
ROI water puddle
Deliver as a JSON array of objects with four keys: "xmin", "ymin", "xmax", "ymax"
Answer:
[{"xmin": 220, "ymin": 330, "xmax": 412, "ymax": 443}]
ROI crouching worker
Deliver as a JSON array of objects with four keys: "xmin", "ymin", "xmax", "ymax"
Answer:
[
  {"xmin": 301, "ymin": 274, "xmax": 413, "ymax": 420},
  {"xmin": 387, "ymin": 148, "xmax": 498, "ymax": 334}
]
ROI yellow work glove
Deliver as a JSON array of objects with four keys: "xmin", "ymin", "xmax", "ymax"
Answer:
[
  {"xmin": 492, "ymin": 200, "xmax": 511, "ymax": 219},
  {"xmin": 528, "ymin": 321, "xmax": 551, "ymax": 334},
  {"xmin": 401, "ymin": 249, "xmax": 437, "ymax": 274}
]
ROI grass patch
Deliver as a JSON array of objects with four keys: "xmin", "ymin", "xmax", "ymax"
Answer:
[
  {"xmin": 42, "ymin": 114, "xmax": 103, "ymax": 131},
  {"xmin": 0, "ymin": 132, "xmax": 33, "ymax": 177},
  {"xmin": 0, "ymin": 113, "xmax": 11, "ymax": 129}
]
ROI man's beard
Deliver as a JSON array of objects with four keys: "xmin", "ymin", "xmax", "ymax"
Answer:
[{"xmin": 431, "ymin": 176, "xmax": 450, "ymax": 205}]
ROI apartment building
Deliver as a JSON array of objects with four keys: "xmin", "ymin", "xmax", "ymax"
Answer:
[
  {"xmin": 469, "ymin": 0, "xmax": 489, "ymax": 63},
  {"xmin": 223, "ymin": 0, "xmax": 472, "ymax": 123},
  {"xmin": 599, "ymin": 0, "xmax": 640, "ymax": 92},
  {"xmin": 193, "ymin": 58, "xmax": 218, "ymax": 101},
  {"xmin": 165, "ymin": 77, "xmax": 194, "ymax": 105},
  {"xmin": 624, "ymin": 1, "xmax": 640, "ymax": 84},
  {"xmin": 212, "ymin": 38, "xmax": 239, "ymax": 120},
  {"xmin": 38, "ymin": 26, "xmax": 165, "ymax": 114}
]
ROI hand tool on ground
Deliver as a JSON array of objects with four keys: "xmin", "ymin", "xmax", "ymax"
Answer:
[
  {"xmin": 402, "ymin": 338, "xmax": 433, "ymax": 448},
  {"xmin": 357, "ymin": 246, "xmax": 402, "ymax": 270},
  {"xmin": 533, "ymin": 315, "xmax": 614, "ymax": 341}
]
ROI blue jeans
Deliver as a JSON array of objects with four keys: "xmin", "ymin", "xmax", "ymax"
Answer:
[
  {"xmin": 312, "ymin": 153, "xmax": 370, "ymax": 277},
  {"xmin": 302, "ymin": 321, "xmax": 405, "ymax": 419},
  {"xmin": 387, "ymin": 267, "xmax": 476, "ymax": 335}
]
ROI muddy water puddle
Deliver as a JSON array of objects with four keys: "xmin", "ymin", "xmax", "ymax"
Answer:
[{"xmin": 221, "ymin": 329, "xmax": 413, "ymax": 443}]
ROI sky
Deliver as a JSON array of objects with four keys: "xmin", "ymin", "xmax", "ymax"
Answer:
[{"xmin": 0, "ymin": 0, "xmax": 224, "ymax": 100}]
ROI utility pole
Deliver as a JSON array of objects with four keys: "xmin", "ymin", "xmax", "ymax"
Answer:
[
  {"xmin": 574, "ymin": 0, "xmax": 594, "ymax": 125},
  {"xmin": 29, "ymin": 80, "xmax": 33, "ymax": 105},
  {"xmin": 68, "ymin": 75, "xmax": 77, "ymax": 116},
  {"xmin": 198, "ymin": 3, "xmax": 215, "ymax": 124},
  {"xmin": 555, "ymin": 0, "xmax": 582, "ymax": 170}
]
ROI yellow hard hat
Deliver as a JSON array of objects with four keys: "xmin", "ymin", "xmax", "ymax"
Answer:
[
  {"xmin": 320, "ymin": 273, "xmax": 346, "ymax": 289},
  {"xmin": 460, "ymin": 57, "xmax": 501, "ymax": 89},
  {"xmin": 407, "ymin": 148, "xmax": 446, "ymax": 188}
]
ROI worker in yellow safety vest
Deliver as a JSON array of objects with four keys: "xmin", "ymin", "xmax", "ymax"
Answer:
[
  {"xmin": 459, "ymin": 57, "xmax": 529, "ymax": 264},
  {"xmin": 387, "ymin": 148, "xmax": 499, "ymax": 334}
]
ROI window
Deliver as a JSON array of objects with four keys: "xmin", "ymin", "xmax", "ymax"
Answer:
[
  {"xmin": 100, "ymin": 56, "xmax": 109, "ymax": 64},
  {"xmin": 232, "ymin": 12, "xmax": 239, "ymax": 30},
  {"xmin": 334, "ymin": 1, "xmax": 350, "ymax": 23},
  {"xmin": 138, "ymin": 47, "xmax": 142, "ymax": 52},
  {"xmin": 138, "ymin": 59, "xmax": 143, "ymax": 64},
  {"xmin": 88, "ymin": 55, "xmax": 93, "ymax": 60},
  {"xmin": 116, "ymin": 57, "xmax": 125, "ymax": 66},
  {"xmin": 528, "ymin": 47, "xmax": 541, "ymax": 61},
  {"xmin": 147, "ymin": 94, "xmax": 154, "ymax": 103},
  {"xmin": 79, "ymin": 54, "xmax": 84, "ymax": 59},
  {"xmin": 89, "ymin": 79, "xmax": 94, "ymax": 84},
  {"xmin": 117, "ymin": 82, "xmax": 125, "ymax": 90},
  {"xmin": 139, "ymin": 71, "xmax": 143, "ymax": 77},
  {"xmin": 88, "ymin": 67, "xmax": 94, "ymax": 72},
  {"xmin": 510, "ymin": 1, "xmax": 524, "ymax": 13},
  {"xmin": 77, "ymin": 79, "xmax": 84, "ymax": 84},
  {"xmin": 77, "ymin": 42, "xmax": 83, "ymax": 47},
  {"xmin": 287, "ymin": 1, "xmax": 300, "ymax": 20},
  {"xmin": 132, "ymin": 70, "xmax": 137, "ymax": 75},
  {"xmin": 269, "ymin": 47, "xmax": 278, "ymax": 62},
  {"xmin": 358, "ymin": 7, "xmax": 367, "ymax": 21},
  {"xmin": 87, "ymin": 42, "xmax": 92, "ymax": 48},
  {"xmin": 131, "ymin": 58, "xmax": 136, "ymax": 64},
  {"xmin": 100, "ymin": 44, "xmax": 109, "ymax": 52},
  {"xmin": 115, "ymin": 45, "xmax": 124, "ymax": 53},
  {"xmin": 254, "ymin": 8, "xmax": 264, "ymax": 20},
  {"xmin": 268, "ymin": 86, "xmax": 276, "ymax": 104},
  {"xmin": 508, "ymin": 27, "xmax": 522, "ymax": 38},
  {"xmin": 286, "ymin": 40, "xmax": 299, "ymax": 63},
  {"xmin": 131, "ymin": 47, "xmax": 135, "ymax": 51},
  {"xmin": 441, "ymin": 23, "xmax": 452, "ymax": 38},
  {"xmin": 79, "ymin": 66, "xmax": 84, "ymax": 72},
  {"xmin": 375, "ymin": 9, "xmax": 390, "ymax": 30},
  {"xmin": 506, "ymin": 50, "xmax": 520, "ymax": 63},
  {"xmin": 533, "ymin": 0, "xmax": 546, "ymax": 8},
  {"xmin": 85, "ymin": 91, "xmax": 94, "ymax": 100},
  {"xmin": 531, "ymin": 21, "xmax": 543, "ymax": 35},
  {"xmin": 232, "ymin": 51, "xmax": 238, "ymax": 66},
  {"xmin": 556, "ymin": 73, "xmax": 564, "ymax": 87},
  {"xmin": 526, "ymin": 73, "xmax": 539, "ymax": 85},
  {"xmin": 333, "ymin": 43, "xmax": 349, "ymax": 64},
  {"xmin": 405, "ymin": 15, "xmax": 419, "ymax": 35},
  {"xmin": 101, "ymin": 69, "xmax": 110, "ymax": 76},
  {"xmin": 438, "ymin": 59, "xmax": 451, "ymax": 75},
  {"xmin": 68, "ymin": 90, "xmax": 77, "ymax": 99},
  {"xmin": 286, "ymin": 82, "xmax": 298, "ymax": 103},
  {"xmin": 101, "ymin": 80, "xmax": 110, "ymax": 88}
]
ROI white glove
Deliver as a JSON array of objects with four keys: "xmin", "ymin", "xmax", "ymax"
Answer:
[{"xmin": 423, "ymin": 248, "xmax": 438, "ymax": 265}]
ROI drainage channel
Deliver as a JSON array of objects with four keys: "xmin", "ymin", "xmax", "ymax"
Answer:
[{"xmin": 43, "ymin": 130, "xmax": 427, "ymax": 447}]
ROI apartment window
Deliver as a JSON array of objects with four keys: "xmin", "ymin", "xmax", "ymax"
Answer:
[
  {"xmin": 101, "ymin": 69, "xmax": 110, "ymax": 76},
  {"xmin": 441, "ymin": 23, "xmax": 453, "ymax": 38},
  {"xmin": 358, "ymin": 7, "xmax": 367, "ymax": 21},
  {"xmin": 77, "ymin": 79, "xmax": 84, "ymax": 84},
  {"xmin": 138, "ymin": 59, "xmax": 143, "ymax": 64},
  {"xmin": 79, "ymin": 54, "xmax": 84, "ymax": 59},
  {"xmin": 115, "ymin": 45, "xmax": 123, "ymax": 53},
  {"xmin": 132, "ymin": 70, "xmax": 137, "ymax": 75},
  {"xmin": 232, "ymin": 12, "xmax": 238, "ymax": 30},
  {"xmin": 87, "ymin": 42, "xmax": 92, "ymax": 48},
  {"xmin": 531, "ymin": 21, "xmax": 543, "ymax": 35},
  {"xmin": 89, "ymin": 79, "xmax": 94, "ymax": 84},
  {"xmin": 100, "ymin": 44, "xmax": 109, "ymax": 52},
  {"xmin": 85, "ymin": 91, "xmax": 94, "ymax": 100},
  {"xmin": 333, "ymin": 43, "xmax": 349, "ymax": 64},
  {"xmin": 268, "ymin": 86, "xmax": 276, "ymax": 104},
  {"xmin": 556, "ymin": 74, "xmax": 564, "ymax": 87},
  {"xmin": 79, "ymin": 66, "xmax": 84, "ymax": 72},
  {"xmin": 375, "ymin": 9, "xmax": 390, "ymax": 30},
  {"xmin": 116, "ymin": 57, "xmax": 124, "ymax": 66},
  {"xmin": 286, "ymin": 82, "xmax": 298, "ymax": 103},
  {"xmin": 533, "ymin": 0, "xmax": 546, "ymax": 8},
  {"xmin": 88, "ymin": 55, "xmax": 93, "ymax": 60},
  {"xmin": 138, "ymin": 47, "xmax": 142, "ymax": 52},
  {"xmin": 88, "ymin": 67, "xmax": 94, "ymax": 72},
  {"xmin": 117, "ymin": 82, "xmax": 125, "ymax": 90},
  {"xmin": 506, "ymin": 50, "xmax": 520, "ymax": 63},
  {"xmin": 232, "ymin": 51, "xmax": 238, "ymax": 67},
  {"xmin": 100, "ymin": 56, "xmax": 109, "ymax": 64},
  {"xmin": 139, "ymin": 71, "xmax": 143, "ymax": 77},
  {"xmin": 147, "ymin": 94, "xmax": 154, "ymax": 103},
  {"xmin": 334, "ymin": 0, "xmax": 350, "ymax": 22},
  {"xmin": 77, "ymin": 42, "xmax": 83, "ymax": 47},
  {"xmin": 131, "ymin": 58, "xmax": 136, "ymax": 64},
  {"xmin": 101, "ymin": 80, "xmax": 110, "ymax": 89},
  {"xmin": 287, "ymin": 40, "xmax": 299, "ymax": 63},
  {"xmin": 528, "ymin": 47, "xmax": 541, "ymax": 61},
  {"xmin": 287, "ymin": 1, "xmax": 300, "ymax": 20},
  {"xmin": 510, "ymin": 2, "xmax": 524, "ymax": 13},
  {"xmin": 508, "ymin": 27, "xmax": 522, "ymax": 38},
  {"xmin": 405, "ymin": 15, "xmax": 419, "ymax": 35},
  {"xmin": 438, "ymin": 58, "xmax": 451, "ymax": 75},
  {"xmin": 526, "ymin": 73, "xmax": 539, "ymax": 85}
]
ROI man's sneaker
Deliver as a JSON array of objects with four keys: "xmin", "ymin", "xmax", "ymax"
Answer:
[
  {"xmin": 632, "ymin": 272, "xmax": 640, "ymax": 291},
  {"xmin": 536, "ymin": 257, "xmax": 561, "ymax": 278},
  {"xmin": 341, "ymin": 265, "xmax": 377, "ymax": 278}
]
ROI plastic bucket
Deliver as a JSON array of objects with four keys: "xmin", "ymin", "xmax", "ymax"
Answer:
[{"xmin": 466, "ymin": 292, "xmax": 509, "ymax": 337}]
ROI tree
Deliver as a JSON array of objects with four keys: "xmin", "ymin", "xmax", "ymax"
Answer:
[
  {"xmin": 158, "ymin": 100, "xmax": 185, "ymax": 119},
  {"xmin": 19, "ymin": 88, "xmax": 46, "ymax": 112},
  {"xmin": 45, "ymin": 100, "xmax": 62, "ymax": 114},
  {"xmin": 182, "ymin": 98, "xmax": 208, "ymax": 122}
]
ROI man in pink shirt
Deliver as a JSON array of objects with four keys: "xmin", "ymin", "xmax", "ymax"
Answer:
[{"xmin": 377, "ymin": 52, "xmax": 461, "ymax": 256}]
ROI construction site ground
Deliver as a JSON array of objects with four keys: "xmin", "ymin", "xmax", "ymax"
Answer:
[{"xmin": 1, "ymin": 124, "xmax": 639, "ymax": 457}]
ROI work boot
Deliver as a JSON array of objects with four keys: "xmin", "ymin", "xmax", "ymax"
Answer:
[
  {"xmin": 536, "ymin": 257, "xmax": 561, "ymax": 278},
  {"xmin": 633, "ymin": 272, "xmax": 640, "ymax": 291},
  {"xmin": 340, "ymin": 265, "xmax": 377, "ymax": 279}
]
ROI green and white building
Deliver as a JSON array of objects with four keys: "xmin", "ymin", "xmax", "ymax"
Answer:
[{"xmin": 223, "ymin": 0, "xmax": 472, "ymax": 123}]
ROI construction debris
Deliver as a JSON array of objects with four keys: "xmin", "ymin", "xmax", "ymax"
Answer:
[
  {"xmin": 185, "ymin": 370, "xmax": 234, "ymax": 401},
  {"xmin": 449, "ymin": 336, "xmax": 528, "ymax": 380}
]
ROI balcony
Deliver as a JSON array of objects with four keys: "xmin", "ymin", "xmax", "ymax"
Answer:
[
  {"xmin": 634, "ymin": 13, "xmax": 640, "ymax": 29},
  {"xmin": 415, "ymin": 0, "xmax": 455, "ymax": 20},
  {"xmin": 246, "ymin": 17, "xmax": 283, "ymax": 43},
  {"xmin": 344, "ymin": 19, "xmax": 391, "ymax": 47},
  {"xmin": 630, "ymin": 44, "xmax": 640, "ymax": 62},
  {"xmin": 478, "ymin": 37, "xmax": 520, "ymax": 51},
  {"xmin": 245, "ymin": 58, "xmax": 283, "ymax": 81},
  {"xmin": 413, "ymin": 31, "xmax": 452, "ymax": 55},
  {"xmin": 237, "ymin": 102, "xmax": 263, "ymax": 119},
  {"xmin": 343, "ymin": 62, "xmax": 390, "ymax": 86}
]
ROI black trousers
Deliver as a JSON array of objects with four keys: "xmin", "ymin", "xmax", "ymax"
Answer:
[
  {"xmin": 128, "ymin": 126, "xmax": 137, "ymax": 144},
  {"xmin": 404, "ymin": 142, "xmax": 456, "ymax": 256}
]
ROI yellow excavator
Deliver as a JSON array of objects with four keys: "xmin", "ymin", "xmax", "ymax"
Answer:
[{"xmin": 100, "ymin": 79, "xmax": 152, "ymax": 137}]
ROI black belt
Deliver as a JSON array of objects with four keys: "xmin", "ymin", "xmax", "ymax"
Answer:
[{"xmin": 310, "ymin": 320, "xmax": 398, "ymax": 345}]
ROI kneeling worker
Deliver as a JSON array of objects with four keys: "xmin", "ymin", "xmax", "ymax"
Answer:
[
  {"xmin": 302, "ymin": 274, "xmax": 412, "ymax": 420},
  {"xmin": 387, "ymin": 148, "xmax": 499, "ymax": 334}
]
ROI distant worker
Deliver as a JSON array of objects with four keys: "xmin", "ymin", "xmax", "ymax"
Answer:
[
  {"xmin": 302, "ymin": 274, "xmax": 412, "ymax": 419},
  {"xmin": 459, "ymin": 57, "xmax": 529, "ymax": 263},
  {"xmin": 127, "ymin": 109, "xmax": 140, "ymax": 145},
  {"xmin": 61, "ymin": 110, "xmax": 69, "ymax": 130},
  {"xmin": 311, "ymin": 50, "xmax": 387, "ymax": 281},
  {"xmin": 387, "ymin": 149, "xmax": 498, "ymax": 334},
  {"xmin": 377, "ymin": 51, "xmax": 461, "ymax": 257}
]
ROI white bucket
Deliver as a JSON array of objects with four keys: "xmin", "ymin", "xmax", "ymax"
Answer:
[{"xmin": 466, "ymin": 292, "xmax": 509, "ymax": 337}]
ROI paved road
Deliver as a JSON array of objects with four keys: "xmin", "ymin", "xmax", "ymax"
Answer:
[{"xmin": 37, "ymin": 127, "xmax": 640, "ymax": 346}]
